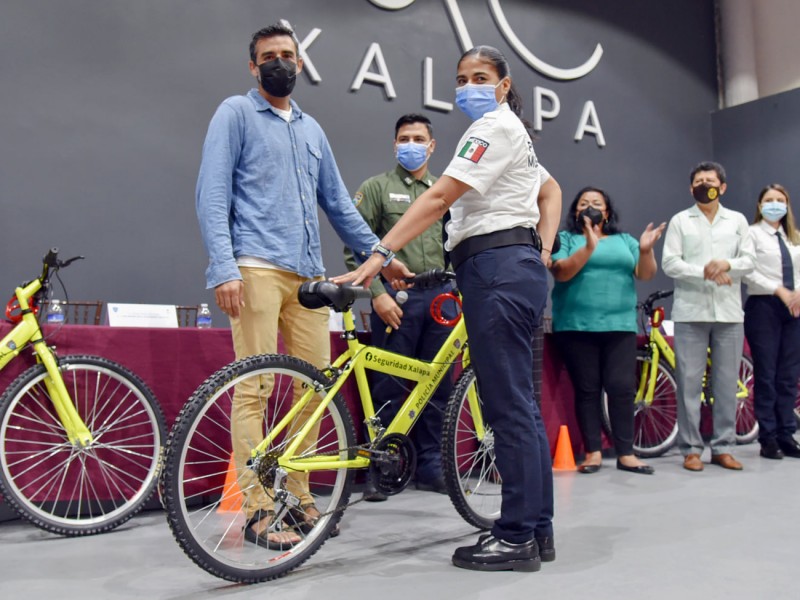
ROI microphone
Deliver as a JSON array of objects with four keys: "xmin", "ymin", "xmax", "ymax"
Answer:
[{"xmin": 385, "ymin": 291, "xmax": 409, "ymax": 334}]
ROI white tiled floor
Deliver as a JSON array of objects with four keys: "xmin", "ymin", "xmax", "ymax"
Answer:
[{"xmin": 1, "ymin": 443, "xmax": 797, "ymax": 600}]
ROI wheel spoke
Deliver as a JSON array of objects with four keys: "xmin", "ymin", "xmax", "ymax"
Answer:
[
  {"xmin": 442, "ymin": 368, "xmax": 501, "ymax": 529},
  {"xmin": 0, "ymin": 357, "xmax": 164, "ymax": 534},
  {"xmin": 162, "ymin": 355, "xmax": 354, "ymax": 582}
]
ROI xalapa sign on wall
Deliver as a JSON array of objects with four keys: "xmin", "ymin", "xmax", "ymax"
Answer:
[{"xmin": 291, "ymin": 0, "xmax": 607, "ymax": 146}]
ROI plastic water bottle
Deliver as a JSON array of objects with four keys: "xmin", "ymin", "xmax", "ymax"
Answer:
[
  {"xmin": 47, "ymin": 299, "xmax": 65, "ymax": 324},
  {"xmin": 197, "ymin": 303, "xmax": 212, "ymax": 329}
]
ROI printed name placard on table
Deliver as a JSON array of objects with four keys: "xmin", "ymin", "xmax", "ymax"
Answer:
[{"xmin": 107, "ymin": 303, "xmax": 179, "ymax": 328}]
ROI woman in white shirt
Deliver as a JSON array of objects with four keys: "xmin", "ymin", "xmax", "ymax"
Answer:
[
  {"xmin": 335, "ymin": 45, "xmax": 561, "ymax": 572},
  {"xmin": 743, "ymin": 184, "xmax": 800, "ymax": 459}
]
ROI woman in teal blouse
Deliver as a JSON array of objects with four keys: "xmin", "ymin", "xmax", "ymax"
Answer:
[{"xmin": 550, "ymin": 187, "xmax": 664, "ymax": 474}]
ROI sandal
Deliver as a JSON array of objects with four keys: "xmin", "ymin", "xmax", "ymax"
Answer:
[
  {"xmin": 243, "ymin": 510, "xmax": 301, "ymax": 550},
  {"xmin": 285, "ymin": 502, "xmax": 340, "ymax": 538}
]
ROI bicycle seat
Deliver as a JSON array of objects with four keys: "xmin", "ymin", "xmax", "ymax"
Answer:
[{"xmin": 298, "ymin": 281, "xmax": 371, "ymax": 312}]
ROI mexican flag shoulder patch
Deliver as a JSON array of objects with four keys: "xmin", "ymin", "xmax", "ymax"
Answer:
[{"xmin": 457, "ymin": 137, "xmax": 489, "ymax": 163}]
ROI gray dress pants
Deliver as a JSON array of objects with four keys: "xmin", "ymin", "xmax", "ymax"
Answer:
[{"xmin": 674, "ymin": 321, "xmax": 744, "ymax": 456}]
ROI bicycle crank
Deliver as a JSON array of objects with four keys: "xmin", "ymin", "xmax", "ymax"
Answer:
[{"xmin": 368, "ymin": 433, "xmax": 417, "ymax": 496}]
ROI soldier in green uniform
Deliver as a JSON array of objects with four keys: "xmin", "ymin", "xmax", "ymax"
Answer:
[{"xmin": 345, "ymin": 114, "xmax": 454, "ymax": 501}]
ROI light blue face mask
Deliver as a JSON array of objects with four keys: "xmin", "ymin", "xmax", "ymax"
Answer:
[
  {"xmin": 761, "ymin": 201, "xmax": 788, "ymax": 222},
  {"xmin": 455, "ymin": 82, "xmax": 502, "ymax": 121},
  {"xmin": 396, "ymin": 142, "xmax": 429, "ymax": 172}
]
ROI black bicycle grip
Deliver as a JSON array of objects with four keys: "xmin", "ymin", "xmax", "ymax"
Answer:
[
  {"xmin": 652, "ymin": 290, "xmax": 674, "ymax": 301},
  {"xmin": 406, "ymin": 269, "xmax": 456, "ymax": 290},
  {"xmin": 43, "ymin": 248, "xmax": 59, "ymax": 267}
]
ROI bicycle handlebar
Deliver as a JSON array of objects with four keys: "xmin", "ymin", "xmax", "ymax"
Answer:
[
  {"xmin": 298, "ymin": 280, "xmax": 372, "ymax": 312},
  {"xmin": 39, "ymin": 248, "xmax": 85, "ymax": 285},
  {"xmin": 43, "ymin": 248, "xmax": 59, "ymax": 268},
  {"xmin": 640, "ymin": 289, "xmax": 673, "ymax": 307},
  {"xmin": 299, "ymin": 269, "xmax": 456, "ymax": 312},
  {"xmin": 651, "ymin": 290, "xmax": 674, "ymax": 302},
  {"xmin": 638, "ymin": 290, "xmax": 673, "ymax": 321},
  {"xmin": 405, "ymin": 269, "xmax": 457, "ymax": 290}
]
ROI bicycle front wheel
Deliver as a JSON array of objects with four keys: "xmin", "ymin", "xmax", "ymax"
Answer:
[
  {"xmin": 0, "ymin": 355, "xmax": 165, "ymax": 535},
  {"xmin": 602, "ymin": 350, "xmax": 678, "ymax": 457},
  {"xmin": 161, "ymin": 354, "xmax": 355, "ymax": 583},
  {"xmin": 442, "ymin": 366, "xmax": 501, "ymax": 530},
  {"xmin": 733, "ymin": 355, "xmax": 758, "ymax": 444}
]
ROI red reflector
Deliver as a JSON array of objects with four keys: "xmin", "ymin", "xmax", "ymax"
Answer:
[{"xmin": 651, "ymin": 306, "xmax": 665, "ymax": 328}]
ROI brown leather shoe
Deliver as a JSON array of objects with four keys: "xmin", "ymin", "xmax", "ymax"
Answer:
[
  {"xmin": 683, "ymin": 453, "xmax": 704, "ymax": 471},
  {"xmin": 710, "ymin": 453, "xmax": 743, "ymax": 470}
]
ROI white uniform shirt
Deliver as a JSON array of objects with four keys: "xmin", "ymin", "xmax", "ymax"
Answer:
[
  {"xmin": 743, "ymin": 220, "xmax": 800, "ymax": 295},
  {"xmin": 662, "ymin": 203, "xmax": 755, "ymax": 322},
  {"xmin": 442, "ymin": 103, "xmax": 549, "ymax": 251}
]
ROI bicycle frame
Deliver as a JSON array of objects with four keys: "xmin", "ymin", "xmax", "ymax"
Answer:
[
  {"xmin": 251, "ymin": 306, "xmax": 476, "ymax": 473},
  {"xmin": 638, "ymin": 310, "xmax": 749, "ymax": 405},
  {"xmin": 638, "ymin": 322, "xmax": 675, "ymax": 407},
  {"xmin": 0, "ymin": 277, "xmax": 92, "ymax": 446}
]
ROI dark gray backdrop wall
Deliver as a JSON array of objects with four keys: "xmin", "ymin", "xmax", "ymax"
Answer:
[
  {"xmin": 0, "ymin": 0, "xmax": 716, "ymax": 323},
  {"xmin": 711, "ymin": 88, "xmax": 800, "ymax": 218}
]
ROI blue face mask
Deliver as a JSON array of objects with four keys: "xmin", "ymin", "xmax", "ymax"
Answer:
[
  {"xmin": 396, "ymin": 142, "xmax": 429, "ymax": 172},
  {"xmin": 455, "ymin": 82, "xmax": 502, "ymax": 121},
  {"xmin": 761, "ymin": 201, "xmax": 788, "ymax": 222}
]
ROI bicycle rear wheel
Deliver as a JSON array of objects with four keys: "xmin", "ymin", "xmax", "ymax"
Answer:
[
  {"xmin": 161, "ymin": 354, "xmax": 355, "ymax": 583},
  {"xmin": 735, "ymin": 355, "xmax": 758, "ymax": 444},
  {"xmin": 0, "ymin": 355, "xmax": 165, "ymax": 535},
  {"xmin": 441, "ymin": 366, "xmax": 501, "ymax": 530},
  {"xmin": 601, "ymin": 350, "xmax": 678, "ymax": 457}
]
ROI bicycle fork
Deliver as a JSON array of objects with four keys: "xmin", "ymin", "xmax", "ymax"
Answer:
[
  {"xmin": 638, "ymin": 344, "xmax": 661, "ymax": 407},
  {"xmin": 34, "ymin": 340, "xmax": 93, "ymax": 447}
]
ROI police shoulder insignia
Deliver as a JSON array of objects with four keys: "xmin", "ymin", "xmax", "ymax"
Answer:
[
  {"xmin": 353, "ymin": 191, "xmax": 364, "ymax": 207},
  {"xmin": 458, "ymin": 137, "xmax": 490, "ymax": 163}
]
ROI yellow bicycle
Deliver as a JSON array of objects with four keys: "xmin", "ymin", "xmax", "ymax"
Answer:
[
  {"xmin": 601, "ymin": 290, "xmax": 757, "ymax": 457},
  {"xmin": 161, "ymin": 270, "xmax": 497, "ymax": 582},
  {"xmin": 0, "ymin": 249, "xmax": 166, "ymax": 535}
]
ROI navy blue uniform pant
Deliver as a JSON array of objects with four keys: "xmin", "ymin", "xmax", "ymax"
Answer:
[
  {"xmin": 370, "ymin": 283, "xmax": 456, "ymax": 482},
  {"xmin": 456, "ymin": 244, "xmax": 554, "ymax": 544},
  {"xmin": 744, "ymin": 295, "xmax": 800, "ymax": 445}
]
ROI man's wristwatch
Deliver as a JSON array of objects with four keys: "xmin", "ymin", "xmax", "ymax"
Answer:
[{"xmin": 371, "ymin": 242, "xmax": 395, "ymax": 267}]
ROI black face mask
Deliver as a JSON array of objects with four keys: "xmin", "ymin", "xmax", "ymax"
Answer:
[
  {"xmin": 578, "ymin": 207, "xmax": 604, "ymax": 228},
  {"xmin": 692, "ymin": 183, "xmax": 720, "ymax": 204},
  {"xmin": 258, "ymin": 58, "xmax": 297, "ymax": 97}
]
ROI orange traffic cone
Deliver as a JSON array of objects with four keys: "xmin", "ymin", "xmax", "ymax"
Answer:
[
  {"xmin": 217, "ymin": 453, "xmax": 243, "ymax": 513},
  {"xmin": 552, "ymin": 425, "xmax": 577, "ymax": 471}
]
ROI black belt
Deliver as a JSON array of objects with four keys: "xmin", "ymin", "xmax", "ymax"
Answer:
[{"xmin": 449, "ymin": 227, "xmax": 542, "ymax": 271}]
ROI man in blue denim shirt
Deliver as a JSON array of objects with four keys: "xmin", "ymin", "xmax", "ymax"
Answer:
[{"xmin": 196, "ymin": 23, "xmax": 409, "ymax": 550}]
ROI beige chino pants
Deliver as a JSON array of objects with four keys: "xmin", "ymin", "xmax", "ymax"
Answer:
[{"xmin": 229, "ymin": 267, "xmax": 330, "ymax": 519}]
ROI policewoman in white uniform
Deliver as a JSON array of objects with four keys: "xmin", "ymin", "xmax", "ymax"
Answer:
[
  {"xmin": 743, "ymin": 184, "xmax": 800, "ymax": 459},
  {"xmin": 335, "ymin": 45, "xmax": 562, "ymax": 572}
]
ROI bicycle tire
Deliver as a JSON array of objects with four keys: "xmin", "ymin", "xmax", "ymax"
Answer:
[
  {"xmin": 601, "ymin": 350, "xmax": 678, "ymax": 457},
  {"xmin": 441, "ymin": 366, "xmax": 500, "ymax": 530},
  {"xmin": 161, "ymin": 354, "xmax": 355, "ymax": 583},
  {"xmin": 0, "ymin": 355, "xmax": 165, "ymax": 536},
  {"xmin": 735, "ymin": 355, "xmax": 758, "ymax": 444}
]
